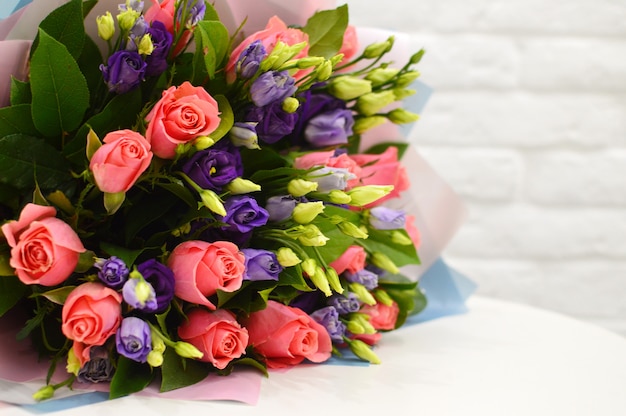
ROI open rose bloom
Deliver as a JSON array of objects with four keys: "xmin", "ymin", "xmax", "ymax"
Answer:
[{"xmin": 0, "ymin": 0, "xmax": 472, "ymax": 407}]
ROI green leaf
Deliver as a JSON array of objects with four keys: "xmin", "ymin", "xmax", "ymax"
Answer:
[
  {"xmin": 77, "ymin": 34, "xmax": 104, "ymax": 107},
  {"xmin": 81, "ymin": 0, "xmax": 98, "ymax": 18},
  {"xmin": 303, "ymin": 5, "xmax": 349, "ymax": 58},
  {"xmin": 30, "ymin": 29, "xmax": 90, "ymax": 140},
  {"xmin": 202, "ymin": 2, "xmax": 220, "ymax": 21},
  {"xmin": 364, "ymin": 141, "xmax": 410, "ymax": 159},
  {"xmin": 0, "ymin": 275, "xmax": 28, "ymax": 317},
  {"xmin": 36, "ymin": 0, "xmax": 85, "ymax": 60},
  {"xmin": 192, "ymin": 20, "xmax": 230, "ymax": 82},
  {"xmin": 156, "ymin": 182, "xmax": 197, "ymax": 208},
  {"xmin": 0, "ymin": 134, "xmax": 73, "ymax": 191},
  {"xmin": 360, "ymin": 227, "xmax": 420, "ymax": 267},
  {"xmin": 99, "ymin": 242, "xmax": 146, "ymax": 267},
  {"xmin": 230, "ymin": 357, "xmax": 268, "ymax": 377},
  {"xmin": 217, "ymin": 280, "xmax": 277, "ymax": 313},
  {"xmin": 0, "ymin": 104, "xmax": 38, "ymax": 137},
  {"xmin": 109, "ymin": 356, "xmax": 154, "ymax": 399},
  {"xmin": 33, "ymin": 286, "xmax": 76, "ymax": 305},
  {"xmin": 210, "ymin": 95, "xmax": 234, "ymax": 142},
  {"xmin": 160, "ymin": 349, "xmax": 210, "ymax": 393},
  {"xmin": 10, "ymin": 78, "xmax": 32, "ymax": 106}
]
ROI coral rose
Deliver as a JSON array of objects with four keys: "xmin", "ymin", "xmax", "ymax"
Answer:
[
  {"xmin": 144, "ymin": 0, "xmax": 176, "ymax": 33},
  {"xmin": 145, "ymin": 81, "xmax": 221, "ymax": 159},
  {"xmin": 89, "ymin": 129, "xmax": 153, "ymax": 193},
  {"xmin": 61, "ymin": 282, "xmax": 123, "ymax": 346},
  {"xmin": 178, "ymin": 308, "xmax": 249, "ymax": 369},
  {"xmin": 1, "ymin": 203, "xmax": 86, "ymax": 286},
  {"xmin": 329, "ymin": 245, "xmax": 367, "ymax": 275},
  {"xmin": 168, "ymin": 240, "xmax": 245, "ymax": 310},
  {"xmin": 360, "ymin": 301, "xmax": 400, "ymax": 331},
  {"xmin": 242, "ymin": 300, "xmax": 332, "ymax": 369}
]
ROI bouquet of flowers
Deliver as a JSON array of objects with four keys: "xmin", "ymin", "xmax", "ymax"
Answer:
[{"xmin": 0, "ymin": 0, "xmax": 466, "ymax": 405}]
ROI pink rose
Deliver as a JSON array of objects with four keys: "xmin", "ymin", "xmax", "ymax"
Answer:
[
  {"xmin": 144, "ymin": 0, "xmax": 176, "ymax": 33},
  {"xmin": 145, "ymin": 81, "xmax": 221, "ymax": 159},
  {"xmin": 178, "ymin": 308, "xmax": 249, "ymax": 369},
  {"xmin": 338, "ymin": 25, "xmax": 359, "ymax": 66},
  {"xmin": 226, "ymin": 16, "xmax": 309, "ymax": 82},
  {"xmin": 405, "ymin": 214, "xmax": 421, "ymax": 249},
  {"xmin": 1, "ymin": 203, "xmax": 86, "ymax": 286},
  {"xmin": 360, "ymin": 301, "xmax": 400, "ymax": 331},
  {"xmin": 168, "ymin": 240, "xmax": 245, "ymax": 310},
  {"xmin": 329, "ymin": 245, "xmax": 366, "ymax": 275},
  {"xmin": 61, "ymin": 282, "xmax": 123, "ymax": 346},
  {"xmin": 89, "ymin": 129, "xmax": 153, "ymax": 194},
  {"xmin": 242, "ymin": 301, "xmax": 332, "ymax": 369},
  {"xmin": 350, "ymin": 146, "xmax": 410, "ymax": 206},
  {"xmin": 72, "ymin": 341, "xmax": 93, "ymax": 367}
]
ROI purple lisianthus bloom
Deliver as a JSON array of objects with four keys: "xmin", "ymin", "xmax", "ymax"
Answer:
[
  {"xmin": 230, "ymin": 121, "xmax": 259, "ymax": 149},
  {"xmin": 328, "ymin": 292, "xmax": 361, "ymax": 314},
  {"xmin": 265, "ymin": 195, "xmax": 296, "ymax": 222},
  {"xmin": 250, "ymin": 70, "xmax": 297, "ymax": 107},
  {"xmin": 241, "ymin": 248, "xmax": 283, "ymax": 281},
  {"xmin": 122, "ymin": 277, "xmax": 158, "ymax": 312},
  {"xmin": 145, "ymin": 21, "xmax": 173, "ymax": 76},
  {"xmin": 181, "ymin": 148, "xmax": 242, "ymax": 192},
  {"xmin": 288, "ymin": 90, "xmax": 347, "ymax": 146},
  {"xmin": 119, "ymin": 0, "xmax": 143, "ymax": 12},
  {"xmin": 289, "ymin": 290, "xmax": 326, "ymax": 314},
  {"xmin": 246, "ymin": 101, "xmax": 298, "ymax": 144},
  {"xmin": 304, "ymin": 108, "xmax": 354, "ymax": 148},
  {"xmin": 344, "ymin": 269, "xmax": 379, "ymax": 291},
  {"xmin": 177, "ymin": 0, "xmax": 206, "ymax": 28},
  {"xmin": 115, "ymin": 317, "xmax": 152, "ymax": 363},
  {"xmin": 77, "ymin": 345, "xmax": 114, "ymax": 383},
  {"xmin": 136, "ymin": 259, "xmax": 175, "ymax": 313},
  {"xmin": 308, "ymin": 167, "xmax": 356, "ymax": 192},
  {"xmin": 236, "ymin": 40, "xmax": 266, "ymax": 79},
  {"xmin": 220, "ymin": 195, "xmax": 269, "ymax": 233},
  {"xmin": 310, "ymin": 306, "xmax": 346, "ymax": 343},
  {"xmin": 94, "ymin": 256, "xmax": 129, "ymax": 289},
  {"xmin": 100, "ymin": 50, "xmax": 147, "ymax": 94},
  {"xmin": 369, "ymin": 206, "xmax": 406, "ymax": 230}
]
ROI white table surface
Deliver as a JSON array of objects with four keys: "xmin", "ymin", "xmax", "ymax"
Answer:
[{"xmin": 3, "ymin": 296, "xmax": 626, "ymax": 416}]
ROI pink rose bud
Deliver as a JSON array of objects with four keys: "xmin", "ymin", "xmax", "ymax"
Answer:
[{"xmin": 329, "ymin": 245, "xmax": 367, "ymax": 275}]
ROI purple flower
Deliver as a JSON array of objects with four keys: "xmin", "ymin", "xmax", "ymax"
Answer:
[
  {"xmin": 119, "ymin": 0, "xmax": 143, "ymax": 12},
  {"xmin": 344, "ymin": 269, "xmax": 379, "ymax": 291},
  {"xmin": 145, "ymin": 21, "xmax": 173, "ymax": 76},
  {"xmin": 369, "ymin": 206, "xmax": 406, "ymax": 230},
  {"xmin": 304, "ymin": 108, "xmax": 354, "ymax": 147},
  {"xmin": 177, "ymin": 0, "xmax": 206, "ymax": 28},
  {"xmin": 136, "ymin": 259, "xmax": 175, "ymax": 313},
  {"xmin": 115, "ymin": 317, "xmax": 152, "ymax": 363},
  {"xmin": 94, "ymin": 256, "xmax": 129, "ymax": 289},
  {"xmin": 288, "ymin": 91, "xmax": 347, "ymax": 146},
  {"xmin": 250, "ymin": 70, "xmax": 297, "ymax": 107},
  {"xmin": 100, "ymin": 50, "xmax": 146, "ymax": 94},
  {"xmin": 181, "ymin": 148, "xmax": 242, "ymax": 192},
  {"xmin": 77, "ymin": 346, "xmax": 114, "ymax": 383},
  {"xmin": 310, "ymin": 306, "xmax": 346, "ymax": 343},
  {"xmin": 220, "ymin": 195, "xmax": 269, "ymax": 233},
  {"xmin": 122, "ymin": 277, "xmax": 158, "ymax": 312},
  {"xmin": 236, "ymin": 40, "xmax": 266, "ymax": 79},
  {"xmin": 241, "ymin": 248, "xmax": 283, "ymax": 281},
  {"xmin": 328, "ymin": 292, "xmax": 361, "ymax": 314},
  {"xmin": 308, "ymin": 167, "xmax": 356, "ymax": 192},
  {"xmin": 265, "ymin": 195, "xmax": 296, "ymax": 222},
  {"xmin": 246, "ymin": 101, "xmax": 298, "ymax": 144},
  {"xmin": 289, "ymin": 291, "xmax": 326, "ymax": 314}
]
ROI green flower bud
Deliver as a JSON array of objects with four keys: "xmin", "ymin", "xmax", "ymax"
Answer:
[
  {"xmin": 387, "ymin": 108, "xmax": 420, "ymax": 124},
  {"xmin": 301, "ymin": 258, "xmax": 318, "ymax": 276},
  {"xmin": 370, "ymin": 251, "xmax": 400, "ymax": 274},
  {"xmin": 348, "ymin": 339, "xmax": 381, "ymax": 364},
  {"xmin": 104, "ymin": 191, "xmax": 125, "ymax": 215},
  {"xmin": 390, "ymin": 230, "xmax": 414, "ymax": 246},
  {"xmin": 352, "ymin": 313, "xmax": 376, "ymax": 334},
  {"xmin": 151, "ymin": 331, "xmax": 166, "ymax": 353},
  {"xmin": 337, "ymin": 221, "xmax": 368, "ymax": 239},
  {"xmin": 282, "ymin": 97, "xmax": 300, "ymax": 113},
  {"xmin": 347, "ymin": 185, "xmax": 394, "ymax": 207},
  {"xmin": 297, "ymin": 224, "xmax": 329, "ymax": 246},
  {"xmin": 194, "ymin": 136, "xmax": 216, "ymax": 150},
  {"xmin": 362, "ymin": 36, "xmax": 394, "ymax": 59},
  {"xmin": 117, "ymin": 9, "xmax": 140, "ymax": 32},
  {"xmin": 199, "ymin": 189, "xmax": 226, "ymax": 216},
  {"xmin": 147, "ymin": 350, "xmax": 164, "ymax": 367},
  {"xmin": 310, "ymin": 266, "xmax": 332, "ymax": 296},
  {"xmin": 349, "ymin": 282, "xmax": 377, "ymax": 305},
  {"xmin": 315, "ymin": 60, "xmax": 333, "ymax": 81},
  {"xmin": 395, "ymin": 70, "xmax": 421, "ymax": 88},
  {"xmin": 226, "ymin": 178, "xmax": 261, "ymax": 194},
  {"xmin": 365, "ymin": 67, "xmax": 400, "ymax": 87},
  {"xmin": 328, "ymin": 76, "xmax": 372, "ymax": 101},
  {"xmin": 138, "ymin": 34, "xmax": 154, "ymax": 55},
  {"xmin": 66, "ymin": 347, "xmax": 81, "ymax": 376},
  {"xmin": 171, "ymin": 222, "xmax": 192, "ymax": 237},
  {"xmin": 356, "ymin": 90, "xmax": 396, "ymax": 117},
  {"xmin": 328, "ymin": 190, "xmax": 352, "ymax": 204},
  {"xmin": 288, "ymin": 179, "xmax": 318, "ymax": 197},
  {"xmin": 276, "ymin": 247, "xmax": 302, "ymax": 267},
  {"xmin": 392, "ymin": 88, "xmax": 417, "ymax": 100},
  {"xmin": 292, "ymin": 201, "xmax": 325, "ymax": 224},
  {"xmin": 409, "ymin": 49, "xmax": 425, "ymax": 65},
  {"xmin": 346, "ymin": 319, "xmax": 366, "ymax": 334},
  {"xmin": 96, "ymin": 12, "xmax": 115, "ymax": 41},
  {"xmin": 353, "ymin": 116, "xmax": 388, "ymax": 134},
  {"xmin": 374, "ymin": 289, "xmax": 394, "ymax": 306},
  {"xmin": 326, "ymin": 267, "xmax": 343, "ymax": 294},
  {"xmin": 33, "ymin": 385, "xmax": 56, "ymax": 402},
  {"xmin": 297, "ymin": 56, "xmax": 325, "ymax": 69},
  {"xmin": 173, "ymin": 341, "xmax": 204, "ymax": 359}
]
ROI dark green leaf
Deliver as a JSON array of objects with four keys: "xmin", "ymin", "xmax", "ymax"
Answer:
[
  {"xmin": 193, "ymin": 20, "xmax": 230, "ymax": 82},
  {"xmin": 217, "ymin": 280, "xmax": 277, "ymax": 313},
  {"xmin": 77, "ymin": 34, "xmax": 104, "ymax": 107},
  {"xmin": 82, "ymin": 0, "xmax": 98, "ymax": 18},
  {"xmin": 10, "ymin": 78, "xmax": 32, "ymax": 106},
  {"xmin": 0, "ymin": 104, "xmax": 38, "ymax": 137},
  {"xmin": 123, "ymin": 192, "xmax": 180, "ymax": 244},
  {"xmin": 30, "ymin": 29, "xmax": 89, "ymax": 140},
  {"xmin": 0, "ymin": 134, "xmax": 73, "ymax": 191},
  {"xmin": 240, "ymin": 146, "xmax": 288, "ymax": 177},
  {"xmin": 99, "ymin": 242, "xmax": 147, "ymax": 267},
  {"xmin": 364, "ymin": 141, "xmax": 409, "ymax": 159},
  {"xmin": 160, "ymin": 350, "xmax": 210, "ymax": 393},
  {"xmin": 16, "ymin": 305, "xmax": 47, "ymax": 340},
  {"xmin": 109, "ymin": 356, "xmax": 154, "ymax": 399},
  {"xmin": 360, "ymin": 227, "xmax": 420, "ymax": 267},
  {"xmin": 0, "ymin": 275, "xmax": 28, "ymax": 317},
  {"xmin": 277, "ymin": 266, "xmax": 312, "ymax": 291},
  {"xmin": 303, "ymin": 5, "xmax": 349, "ymax": 58},
  {"xmin": 34, "ymin": 286, "xmax": 76, "ymax": 305},
  {"xmin": 36, "ymin": 0, "xmax": 85, "ymax": 59},
  {"xmin": 230, "ymin": 357, "xmax": 268, "ymax": 377},
  {"xmin": 156, "ymin": 182, "xmax": 197, "ymax": 208},
  {"xmin": 210, "ymin": 95, "xmax": 234, "ymax": 142}
]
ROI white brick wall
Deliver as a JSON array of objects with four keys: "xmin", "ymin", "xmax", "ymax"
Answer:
[{"xmin": 344, "ymin": 0, "xmax": 626, "ymax": 336}]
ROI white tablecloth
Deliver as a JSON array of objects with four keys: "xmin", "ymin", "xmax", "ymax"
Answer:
[{"xmin": 3, "ymin": 296, "xmax": 626, "ymax": 416}]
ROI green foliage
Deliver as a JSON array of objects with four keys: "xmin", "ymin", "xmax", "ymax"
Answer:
[
  {"xmin": 160, "ymin": 349, "xmax": 210, "ymax": 393},
  {"xmin": 302, "ymin": 4, "xmax": 349, "ymax": 58},
  {"xmin": 109, "ymin": 356, "xmax": 154, "ymax": 399},
  {"xmin": 0, "ymin": 276, "xmax": 28, "ymax": 317},
  {"xmin": 192, "ymin": 20, "xmax": 230, "ymax": 83}
]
